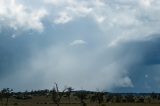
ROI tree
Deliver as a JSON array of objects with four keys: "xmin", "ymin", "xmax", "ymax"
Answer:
[
  {"xmin": 1, "ymin": 88, "xmax": 13, "ymax": 106},
  {"xmin": 76, "ymin": 91, "xmax": 87, "ymax": 106},
  {"xmin": 90, "ymin": 92, "xmax": 104, "ymax": 105},
  {"xmin": 66, "ymin": 87, "xmax": 74, "ymax": 103},
  {"xmin": 0, "ymin": 91, "xmax": 3, "ymax": 106},
  {"xmin": 51, "ymin": 83, "xmax": 67, "ymax": 106}
]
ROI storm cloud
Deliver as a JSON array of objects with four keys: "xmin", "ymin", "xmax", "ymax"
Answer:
[{"xmin": 0, "ymin": 0, "xmax": 160, "ymax": 92}]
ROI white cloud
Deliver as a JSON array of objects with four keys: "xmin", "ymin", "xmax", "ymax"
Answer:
[
  {"xmin": 11, "ymin": 34, "xmax": 16, "ymax": 38},
  {"xmin": 70, "ymin": 40, "xmax": 86, "ymax": 46},
  {"xmin": 95, "ymin": 16, "xmax": 106, "ymax": 23},
  {"xmin": 44, "ymin": 0, "xmax": 61, "ymax": 5},
  {"xmin": 54, "ymin": 12, "xmax": 73, "ymax": 24},
  {"xmin": 0, "ymin": 0, "xmax": 47, "ymax": 31},
  {"xmin": 94, "ymin": 0, "xmax": 106, "ymax": 7},
  {"xmin": 139, "ymin": 0, "xmax": 154, "ymax": 8},
  {"xmin": 66, "ymin": 5, "xmax": 92, "ymax": 16},
  {"xmin": 117, "ymin": 77, "xmax": 134, "ymax": 87},
  {"xmin": 45, "ymin": 0, "xmax": 93, "ymax": 24}
]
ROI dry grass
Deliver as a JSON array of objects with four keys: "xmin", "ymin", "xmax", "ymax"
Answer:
[{"xmin": 2, "ymin": 95, "xmax": 159, "ymax": 106}]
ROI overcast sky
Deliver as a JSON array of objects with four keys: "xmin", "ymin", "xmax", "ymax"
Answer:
[{"xmin": 0, "ymin": 0, "xmax": 160, "ymax": 92}]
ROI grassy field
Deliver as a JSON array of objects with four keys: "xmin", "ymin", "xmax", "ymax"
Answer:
[
  {"xmin": 3, "ymin": 95, "xmax": 160, "ymax": 106},
  {"xmin": 1, "ymin": 88, "xmax": 160, "ymax": 106}
]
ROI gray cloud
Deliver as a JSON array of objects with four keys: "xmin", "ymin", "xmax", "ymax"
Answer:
[{"xmin": 0, "ymin": 0, "xmax": 160, "ymax": 92}]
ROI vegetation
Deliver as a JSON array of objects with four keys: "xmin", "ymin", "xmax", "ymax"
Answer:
[
  {"xmin": 65, "ymin": 87, "xmax": 74, "ymax": 103},
  {"xmin": 0, "ymin": 88, "xmax": 13, "ymax": 106},
  {"xmin": 90, "ymin": 91, "xmax": 104, "ymax": 105},
  {"xmin": 75, "ymin": 91, "xmax": 88, "ymax": 106},
  {"xmin": 51, "ymin": 83, "xmax": 67, "ymax": 106},
  {"xmin": 0, "ymin": 86, "xmax": 160, "ymax": 106}
]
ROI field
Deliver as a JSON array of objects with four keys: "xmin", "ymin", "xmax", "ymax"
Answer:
[
  {"xmin": 3, "ymin": 95, "xmax": 160, "ymax": 106},
  {"xmin": 1, "ymin": 88, "xmax": 160, "ymax": 106}
]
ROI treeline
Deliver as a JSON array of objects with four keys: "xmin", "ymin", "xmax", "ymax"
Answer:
[{"xmin": 1, "ymin": 84, "xmax": 160, "ymax": 106}]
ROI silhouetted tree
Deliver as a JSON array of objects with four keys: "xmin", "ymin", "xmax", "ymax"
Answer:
[
  {"xmin": 51, "ymin": 83, "xmax": 67, "ymax": 106},
  {"xmin": 0, "ymin": 90, "xmax": 3, "ymax": 106},
  {"xmin": 105, "ymin": 95, "xmax": 113, "ymax": 103},
  {"xmin": 151, "ymin": 92, "xmax": 157, "ymax": 100},
  {"xmin": 1, "ymin": 88, "xmax": 13, "ymax": 106},
  {"xmin": 66, "ymin": 87, "xmax": 74, "ymax": 103},
  {"xmin": 90, "ymin": 92, "xmax": 104, "ymax": 105},
  {"xmin": 126, "ymin": 95, "xmax": 135, "ymax": 103}
]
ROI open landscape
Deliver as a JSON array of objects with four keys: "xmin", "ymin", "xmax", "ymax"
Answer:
[
  {"xmin": 1, "ymin": 0, "xmax": 160, "ymax": 106},
  {"xmin": 1, "ymin": 85, "xmax": 160, "ymax": 106}
]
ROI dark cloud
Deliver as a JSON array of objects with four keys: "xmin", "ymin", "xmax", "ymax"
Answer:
[
  {"xmin": 1, "ymin": 23, "xmax": 160, "ymax": 92},
  {"xmin": 1, "ymin": 0, "xmax": 160, "ymax": 92},
  {"xmin": 112, "ymin": 35, "xmax": 160, "ymax": 92}
]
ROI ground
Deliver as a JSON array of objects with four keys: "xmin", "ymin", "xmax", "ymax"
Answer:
[{"xmin": 3, "ymin": 95, "xmax": 160, "ymax": 106}]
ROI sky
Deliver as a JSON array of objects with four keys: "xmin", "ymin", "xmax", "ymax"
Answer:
[{"xmin": 0, "ymin": 0, "xmax": 160, "ymax": 92}]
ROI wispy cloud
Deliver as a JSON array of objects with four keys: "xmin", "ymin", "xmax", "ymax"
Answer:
[
  {"xmin": 69, "ymin": 40, "xmax": 86, "ymax": 46},
  {"xmin": 54, "ymin": 12, "xmax": 73, "ymax": 24}
]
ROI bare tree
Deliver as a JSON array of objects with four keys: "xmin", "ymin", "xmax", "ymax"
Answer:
[{"xmin": 51, "ymin": 83, "xmax": 67, "ymax": 106}]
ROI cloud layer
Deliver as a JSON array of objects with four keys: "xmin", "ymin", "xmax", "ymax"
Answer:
[{"xmin": 0, "ymin": 0, "xmax": 160, "ymax": 92}]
